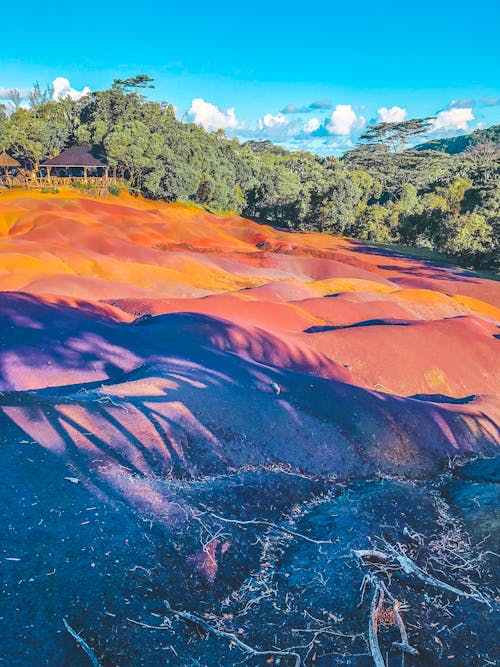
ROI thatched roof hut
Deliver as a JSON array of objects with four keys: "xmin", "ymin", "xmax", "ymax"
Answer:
[
  {"xmin": 0, "ymin": 151, "xmax": 21, "ymax": 169},
  {"xmin": 42, "ymin": 145, "xmax": 107, "ymax": 169}
]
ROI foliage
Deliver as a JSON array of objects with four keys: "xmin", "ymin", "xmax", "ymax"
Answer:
[
  {"xmin": 0, "ymin": 77, "xmax": 498, "ymax": 270},
  {"xmin": 360, "ymin": 117, "xmax": 434, "ymax": 153},
  {"xmin": 415, "ymin": 124, "xmax": 500, "ymax": 154}
]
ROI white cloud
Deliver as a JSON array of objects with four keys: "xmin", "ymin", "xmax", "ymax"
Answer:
[
  {"xmin": 258, "ymin": 112, "xmax": 288, "ymax": 130},
  {"xmin": 326, "ymin": 104, "xmax": 365, "ymax": 136},
  {"xmin": 377, "ymin": 105, "xmax": 407, "ymax": 123},
  {"xmin": 188, "ymin": 98, "xmax": 241, "ymax": 131},
  {"xmin": 52, "ymin": 77, "xmax": 91, "ymax": 101},
  {"xmin": 433, "ymin": 107, "xmax": 474, "ymax": 132},
  {"xmin": 0, "ymin": 86, "xmax": 32, "ymax": 100},
  {"xmin": 448, "ymin": 98, "xmax": 475, "ymax": 109},
  {"xmin": 303, "ymin": 117, "xmax": 321, "ymax": 134}
]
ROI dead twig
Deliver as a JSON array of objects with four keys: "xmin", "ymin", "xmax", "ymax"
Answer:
[
  {"xmin": 63, "ymin": 619, "xmax": 102, "ymax": 667},
  {"xmin": 163, "ymin": 599, "xmax": 301, "ymax": 666}
]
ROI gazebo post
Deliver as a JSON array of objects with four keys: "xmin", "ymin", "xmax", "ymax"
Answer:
[
  {"xmin": 105, "ymin": 167, "xmax": 109, "ymax": 182},
  {"xmin": 84, "ymin": 166, "xmax": 88, "ymax": 184},
  {"xmin": 47, "ymin": 166, "xmax": 52, "ymax": 184}
]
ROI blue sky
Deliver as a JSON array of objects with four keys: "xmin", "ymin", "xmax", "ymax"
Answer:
[{"xmin": 1, "ymin": 0, "xmax": 499, "ymax": 154}]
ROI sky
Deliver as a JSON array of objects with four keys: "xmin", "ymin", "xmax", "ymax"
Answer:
[{"xmin": 1, "ymin": 0, "xmax": 499, "ymax": 155}]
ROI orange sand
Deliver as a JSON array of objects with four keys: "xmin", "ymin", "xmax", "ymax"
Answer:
[
  {"xmin": 0, "ymin": 190, "xmax": 498, "ymax": 495},
  {"xmin": 1, "ymin": 189, "xmax": 499, "ymax": 400}
]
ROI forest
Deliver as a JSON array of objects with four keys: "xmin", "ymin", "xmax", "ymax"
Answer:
[{"xmin": 1, "ymin": 77, "xmax": 499, "ymax": 270}]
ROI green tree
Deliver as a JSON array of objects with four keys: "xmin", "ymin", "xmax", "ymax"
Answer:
[
  {"xmin": 104, "ymin": 121, "xmax": 163, "ymax": 185},
  {"xmin": 360, "ymin": 117, "xmax": 435, "ymax": 152}
]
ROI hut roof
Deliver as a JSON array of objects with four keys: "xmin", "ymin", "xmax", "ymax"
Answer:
[
  {"xmin": 42, "ymin": 146, "xmax": 107, "ymax": 168},
  {"xmin": 0, "ymin": 151, "xmax": 21, "ymax": 168}
]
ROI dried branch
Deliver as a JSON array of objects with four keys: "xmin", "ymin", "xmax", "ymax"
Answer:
[
  {"xmin": 63, "ymin": 619, "xmax": 102, "ymax": 667},
  {"xmin": 127, "ymin": 617, "xmax": 171, "ymax": 631},
  {"xmin": 377, "ymin": 581, "xmax": 419, "ymax": 656},
  {"xmin": 368, "ymin": 584, "xmax": 386, "ymax": 667},
  {"xmin": 207, "ymin": 511, "xmax": 332, "ymax": 544},
  {"xmin": 354, "ymin": 547, "xmax": 487, "ymax": 603},
  {"xmin": 163, "ymin": 599, "xmax": 301, "ymax": 666}
]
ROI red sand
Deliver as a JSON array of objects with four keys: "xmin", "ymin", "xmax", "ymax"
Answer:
[{"xmin": 0, "ymin": 190, "xmax": 498, "ymax": 505}]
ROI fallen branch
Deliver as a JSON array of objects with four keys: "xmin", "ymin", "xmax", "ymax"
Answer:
[
  {"xmin": 368, "ymin": 584, "xmax": 386, "ymax": 667},
  {"xmin": 390, "ymin": 604, "xmax": 418, "ymax": 655},
  {"xmin": 396, "ymin": 551, "xmax": 480, "ymax": 600},
  {"xmin": 208, "ymin": 511, "xmax": 332, "ymax": 544},
  {"xmin": 127, "ymin": 617, "xmax": 171, "ymax": 631},
  {"xmin": 377, "ymin": 581, "xmax": 419, "ymax": 657},
  {"xmin": 364, "ymin": 577, "xmax": 419, "ymax": 666},
  {"xmin": 354, "ymin": 548, "xmax": 486, "ymax": 602},
  {"xmin": 63, "ymin": 619, "xmax": 102, "ymax": 667},
  {"xmin": 163, "ymin": 599, "xmax": 301, "ymax": 666}
]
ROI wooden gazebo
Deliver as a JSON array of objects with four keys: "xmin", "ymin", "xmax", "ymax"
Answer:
[
  {"xmin": 0, "ymin": 151, "xmax": 21, "ymax": 181},
  {"xmin": 41, "ymin": 146, "xmax": 109, "ymax": 181}
]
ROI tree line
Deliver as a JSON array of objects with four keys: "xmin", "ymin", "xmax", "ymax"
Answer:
[{"xmin": 0, "ymin": 77, "xmax": 498, "ymax": 270}]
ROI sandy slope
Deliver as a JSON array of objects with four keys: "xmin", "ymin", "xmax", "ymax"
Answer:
[
  {"xmin": 0, "ymin": 191, "xmax": 499, "ymax": 666},
  {"xmin": 0, "ymin": 189, "xmax": 498, "ymax": 506}
]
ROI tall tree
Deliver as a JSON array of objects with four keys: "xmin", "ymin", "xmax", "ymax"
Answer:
[
  {"xmin": 359, "ymin": 117, "xmax": 434, "ymax": 152},
  {"xmin": 112, "ymin": 75, "xmax": 155, "ymax": 90}
]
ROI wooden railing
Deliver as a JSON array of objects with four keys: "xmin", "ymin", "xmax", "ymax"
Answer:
[{"xmin": 0, "ymin": 176, "xmax": 128, "ymax": 193}]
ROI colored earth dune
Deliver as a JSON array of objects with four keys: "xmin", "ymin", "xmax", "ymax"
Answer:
[{"xmin": 1, "ymin": 191, "xmax": 499, "ymax": 666}]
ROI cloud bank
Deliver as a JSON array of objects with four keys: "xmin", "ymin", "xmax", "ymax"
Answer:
[
  {"xmin": 188, "ymin": 98, "xmax": 241, "ymax": 131},
  {"xmin": 432, "ymin": 107, "xmax": 474, "ymax": 132},
  {"xmin": 258, "ymin": 112, "xmax": 288, "ymax": 130},
  {"xmin": 377, "ymin": 106, "xmax": 407, "ymax": 123},
  {"xmin": 0, "ymin": 77, "xmax": 91, "ymax": 103},
  {"xmin": 51, "ymin": 77, "xmax": 91, "ymax": 101},
  {"xmin": 326, "ymin": 104, "xmax": 365, "ymax": 136},
  {"xmin": 303, "ymin": 117, "xmax": 321, "ymax": 134}
]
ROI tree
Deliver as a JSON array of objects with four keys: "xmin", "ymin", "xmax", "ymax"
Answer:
[
  {"xmin": 2, "ymin": 108, "xmax": 68, "ymax": 172},
  {"xmin": 112, "ymin": 74, "xmax": 155, "ymax": 90},
  {"xmin": 7, "ymin": 88, "xmax": 23, "ymax": 114},
  {"xmin": 350, "ymin": 203, "xmax": 394, "ymax": 242},
  {"xmin": 464, "ymin": 142, "xmax": 499, "ymax": 187},
  {"xmin": 304, "ymin": 165, "xmax": 361, "ymax": 233},
  {"xmin": 443, "ymin": 213, "xmax": 493, "ymax": 258},
  {"xmin": 104, "ymin": 120, "xmax": 163, "ymax": 185},
  {"xmin": 359, "ymin": 117, "xmax": 435, "ymax": 153},
  {"xmin": 28, "ymin": 82, "xmax": 53, "ymax": 109}
]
